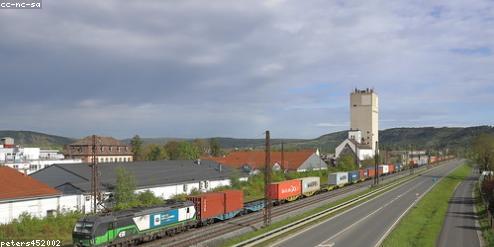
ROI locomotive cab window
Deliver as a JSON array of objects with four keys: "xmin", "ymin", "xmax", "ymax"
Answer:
[{"xmin": 74, "ymin": 222, "xmax": 93, "ymax": 234}]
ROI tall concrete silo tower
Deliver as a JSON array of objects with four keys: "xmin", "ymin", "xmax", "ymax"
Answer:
[{"xmin": 350, "ymin": 88, "xmax": 379, "ymax": 153}]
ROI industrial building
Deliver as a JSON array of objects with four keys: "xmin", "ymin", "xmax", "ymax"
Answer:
[
  {"xmin": 350, "ymin": 88, "xmax": 379, "ymax": 151},
  {"xmin": 31, "ymin": 160, "xmax": 245, "ymax": 212},
  {"xmin": 64, "ymin": 135, "xmax": 133, "ymax": 163},
  {"xmin": 335, "ymin": 88, "xmax": 379, "ymax": 163},
  {"xmin": 0, "ymin": 166, "xmax": 83, "ymax": 224},
  {"xmin": 206, "ymin": 149, "xmax": 327, "ymax": 173},
  {"xmin": 0, "ymin": 137, "xmax": 82, "ymax": 174}
]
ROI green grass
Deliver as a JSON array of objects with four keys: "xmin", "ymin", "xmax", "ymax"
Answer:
[
  {"xmin": 219, "ymin": 167, "xmax": 429, "ymax": 247},
  {"xmin": 0, "ymin": 212, "xmax": 82, "ymax": 245},
  {"xmin": 474, "ymin": 182, "xmax": 494, "ymax": 246},
  {"xmin": 382, "ymin": 164, "xmax": 472, "ymax": 247}
]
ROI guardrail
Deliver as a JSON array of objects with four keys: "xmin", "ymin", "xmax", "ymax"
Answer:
[{"xmin": 233, "ymin": 165, "xmax": 435, "ymax": 247}]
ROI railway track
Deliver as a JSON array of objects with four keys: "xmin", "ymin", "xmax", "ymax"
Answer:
[{"xmin": 140, "ymin": 169, "xmax": 417, "ymax": 247}]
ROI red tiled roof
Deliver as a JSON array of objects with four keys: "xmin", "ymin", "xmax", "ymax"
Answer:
[
  {"xmin": 205, "ymin": 150, "xmax": 316, "ymax": 170},
  {"xmin": 0, "ymin": 166, "xmax": 60, "ymax": 201}
]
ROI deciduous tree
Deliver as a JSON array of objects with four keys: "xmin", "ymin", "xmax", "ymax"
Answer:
[
  {"xmin": 130, "ymin": 135, "xmax": 143, "ymax": 161},
  {"xmin": 114, "ymin": 167, "xmax": 137, "ymax": 210}
]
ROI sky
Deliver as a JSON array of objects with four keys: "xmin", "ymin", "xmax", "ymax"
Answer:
[{"xmin": 0, "ymin": 0, "xmax": 493, "ymax": 139}]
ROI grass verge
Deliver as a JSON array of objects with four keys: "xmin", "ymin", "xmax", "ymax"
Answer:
[
  {"xmin": 220, "ymin": 167, "xmax": 431, "ymax": 247},
  {"xmin": 382, "ymin": 164, "xmax": 471, "ymax": 247},
  {"xmin": 0, "ymin": 212, "xmax": 82, "ymax": 245},
  {"xmin": 474, "ymin": 182, "xmax": 494, "ymax": 246}
]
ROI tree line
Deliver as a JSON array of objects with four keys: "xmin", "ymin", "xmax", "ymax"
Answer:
[
  {"xmin": 130, "ymin": 135, "xmax": 222, "ymax": 161},
  {"xmin": 471, "ymin": 133, "xmax": 494, "ymax": 173}
]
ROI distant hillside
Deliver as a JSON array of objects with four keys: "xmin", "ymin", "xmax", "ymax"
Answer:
[
  {"xmin": 3, "ymin": 125, "xmax": 493, "ymax": 153},
  {"xmin": 291, "ymin": 126, "xmax": 494, "ymax": 152},
  {"xmin": 206, "ymin": 126, "xmax": 494, "ymax": 153},
  {"xmin": 0, "ymin": 130, "xmax": 74, "ymax": 150},
  {"xmin": 379, "ymin": 126, "xmax": 494, "ymax": 150}
]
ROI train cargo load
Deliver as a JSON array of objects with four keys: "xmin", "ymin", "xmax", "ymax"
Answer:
[
  {"xmin": 388, "ymin": 164, "xmax": 395, "ymax": 173},
  {"xmin": 223, "ymin": 190, "xmax": 244, "ymax": 213},
  {"xmin": 367, "ymin": 167, "xmax": 376, "ymax": 177},
  {"xmin": 329, "ymin": 172, "xmax": 348, "ymax": 187},
  {"xmin": 359, "ymin": 169, "xmax": 368, "ymax": 181},
  {"xmin": 379, "ymin": 165, "xmax": 389, "ymax": 174},
  {"xmin": 348, "ymin": 171, "xmax": 360, "ymax": 183},
  {"xmin": 395, "ymin": 163, "xmax": 402, "ymax": 171},
  {"xmin": 188, "ymin": 192, "xmax": 225, "ymax": 220},
  {"xmin": 268, "ymin": 179, "xmax": 302, "ymax": 201},
  {"xmin": 298, "ymin": 176, "xmax": 320, "ymax": 196}
]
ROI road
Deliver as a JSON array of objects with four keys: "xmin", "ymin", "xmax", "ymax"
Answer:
[
  {"xmin": 437, "ymin": 171, "xmax": 481, "ymax": 247},
  {"xmin": 272, "ymin": 159, "xmax": 463, "ymax": 247},
  {"xmin": 149, "ymin": 162, "xmax": 426, "ymax": 247}
]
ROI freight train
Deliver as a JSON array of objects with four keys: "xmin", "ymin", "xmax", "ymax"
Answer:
[{"xmin": 73, "ymin": 156, "xmax": 452, "ymax": 246}]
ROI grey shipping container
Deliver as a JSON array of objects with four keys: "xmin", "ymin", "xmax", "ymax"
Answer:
[
  {"xmin": 329, "ymin": 172, "xmax": 348, "ymax": 186},
  {"xmin": 298, "ymin": 176, "xmax": 320, "ymax": 196}
]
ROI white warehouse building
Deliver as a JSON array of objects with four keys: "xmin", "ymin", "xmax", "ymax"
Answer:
[
  {"xmin": 31, "ymin": 160, "xmax": 247, "ymax": 213},
  {"xmin": 0, "ymin": 166, "xmax": 85, "ymax": 224}
]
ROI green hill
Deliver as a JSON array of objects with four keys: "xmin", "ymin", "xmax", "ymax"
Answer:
[
  {"xmin": 212, "ymin": 126, "xmax": 494, "ymax": 152},
  {"xmin": 0, "ymin": 130, "xmax": 74, "ymax": 150},
  {"xmin": 2, "ymin": 125, "xmax": 493, "ymax": 153}
]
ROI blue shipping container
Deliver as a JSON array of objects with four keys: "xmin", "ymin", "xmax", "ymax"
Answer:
[
  {"xmin": 395, "ymin": 163, "xmax": 402, "ymax": 171},
  {"xmin": 348, "ymin": 171, "xmax": 360, "ymax": 183}
]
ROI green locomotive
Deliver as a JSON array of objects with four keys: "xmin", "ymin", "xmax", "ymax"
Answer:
[{"xmin": 72, "ymin": 201, "xmax": 196, "ymax": 246}]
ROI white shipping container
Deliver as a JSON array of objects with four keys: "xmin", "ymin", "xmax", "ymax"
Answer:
[
  {"xmin": 380, "ymin": 165, "xmax": 389, "ymax": 174},
  {"xmin": 329, "ymin": 172, "xmax": 348, "ymax": 186},
  {"xmin": 298, "ymin": 176, "xmax": 320, "ymax": 194}
]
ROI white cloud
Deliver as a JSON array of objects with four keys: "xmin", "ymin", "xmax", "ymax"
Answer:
[{"xmin": 0, "ymin": 0, "xmax": 493, "ymax": 138}]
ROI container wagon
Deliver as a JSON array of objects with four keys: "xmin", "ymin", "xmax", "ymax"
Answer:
[
  {"xmin": 298, "ymin": 177, "xmax": 320, "ymax": 197},
  {"xmin": 268, "ymin": 179, "xmax": 302, "ymax": 202},
  {"xmin": 358, "ymin": 169, "xmax": 368, "ymax": 181},
  {"xmin": 328, "ymin": 172, "xmax": 348, "ymax": 189},
  {"xmin": 348, "ymin": 171, "xmax": 360, "ymax": 183},
  {"xmin": 388, "ymin": 164, "xmax": 395, "ymax": 174},
  {"xmin": 188, "ymin": 189, "xmax": 244, "ymax": 224},
  {"xmin": 379, "ymin": 165, "xmax": 389, "ymax": 175}
]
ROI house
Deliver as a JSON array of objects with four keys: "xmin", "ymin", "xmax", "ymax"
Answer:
[
  {"xmin": 0, "ymin": 167, "xmax": 67, "ymax": 224},
  {"xmin": 64, "ymin": 135, "xmax": 133, "ymax": 163},
  {"xmin": 31, "ymin": 160, "xmax": 245, "ymax": 212},
  {"xmin": 206, "ymin": 149, "xmax": 327, "ymax": 173}
]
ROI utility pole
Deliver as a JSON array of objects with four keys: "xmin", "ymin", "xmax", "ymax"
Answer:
[
  {"xmin": 281, "ymin": 140, "xmax": 285, "ymax": 172},
  {"xmin": 90, "ymin": 135, "xmax": 99, "ymax": 214},
  {"xmin": 410, "ymin": 145, "xmax": 414, "ymax": 175},
  {"xmin": 374, "ymin": 141, "xmax": 379, "ymax": 185},
  {"xmin": 264, "ymin": 131, "xmax": 272, "ymax": 227}
]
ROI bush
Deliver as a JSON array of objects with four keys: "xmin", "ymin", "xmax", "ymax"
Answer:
[{"xmin": 0, "ymin": 211, "xmax": 82, "ymax": 244}]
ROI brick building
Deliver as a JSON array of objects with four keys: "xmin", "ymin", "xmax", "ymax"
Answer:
[{"xmin": 64, "ymin": 136, "xmax": 133, "ymax": 163}]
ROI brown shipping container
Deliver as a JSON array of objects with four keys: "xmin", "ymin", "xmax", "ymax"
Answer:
[
  {"xmin": 223, "ymin": 190, "xmax": 244, "ymax": 213},
  {"xmin": 268, "ymin": 179, "xmax": 302, "ymax": 200},
  {"xmin": 367, "ymin": 168, "xmax": 376, "ymax": 178},
  {"xmin": 188, "ymin": 192, "xmax": 225, "ymax": 220},
  {"xmin": 359, "ymin": 169, "xmax": 367, "ymax": 179},
  {"xmin": 388, "ymin": 164, "xmax": 395, "ymax": 173}
]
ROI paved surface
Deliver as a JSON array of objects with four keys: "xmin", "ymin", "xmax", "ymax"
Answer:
[
  {"xmin": 272, "ymin": 159, "xmax": 463, "ymax": 247},
  {"xmin": 166, "ymin": 165, "xmax": 425, "ymax": 247},
  {"xmin": 437, "ymin": 171, "xmax": 481, "ymax": 247}
]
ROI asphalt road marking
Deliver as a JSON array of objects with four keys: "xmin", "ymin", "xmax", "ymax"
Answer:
[
  {"xmin": 315, "ymin": 179, "xmax": 428, "ymax": 247},
  {"xmin": 317, "ymin": 243, "xmax": 334, "ymax": 247},
  {"xmin": 270, "ymin": 170, "xmax": 429, "ymax": 247}
]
